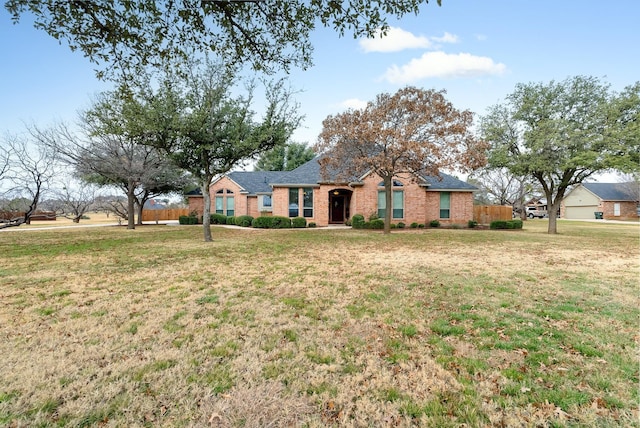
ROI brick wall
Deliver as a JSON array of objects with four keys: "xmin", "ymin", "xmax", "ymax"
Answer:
[{"xmin": 602, "ymin": 201, "xmax": 639, "ymax": 220}]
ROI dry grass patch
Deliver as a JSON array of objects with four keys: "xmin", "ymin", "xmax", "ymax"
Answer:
[{"xmin": 0, "ymin": 221, "xmax": 638, "ymax": 427}]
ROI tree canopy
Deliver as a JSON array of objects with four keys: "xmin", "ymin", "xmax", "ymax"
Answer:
[
  {"xmin": 145, "ymin": 65, "xmax": 301, "ymax": 241},
  {"xmin": 481, "ymin": 75, "xmax": 639, "ymax": 234},
  {"xmin": 254, "ymin": 142, "xmax": 315, "ymax": 171},
  {"xmin": 316, "ymin": 86, "xmax": 486, "ymax": 234},
  {"xmin": 6, "ymin": 0, "xmax": 442, "ymax": 81}
]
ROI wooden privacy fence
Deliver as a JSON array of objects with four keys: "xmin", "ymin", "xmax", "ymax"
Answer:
[
  {"xmin": 473, "ymin": 205, "xmax": 513, "ymax": 224},
  {"xmin": 141, "ymin": 208, "xmax": 191, "ymax": 222}
]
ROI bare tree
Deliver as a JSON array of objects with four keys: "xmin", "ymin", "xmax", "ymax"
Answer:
[
  {"xmin": 0, "ymin": 134, "xmax": 56, "ymax": 228},
  {"xmin": 469, "ymin": 168, "xmax": 540, "ymax": 219},
  {"xmin": 51, "ymin": 180, "xmax": 98, "ymax": 223}
]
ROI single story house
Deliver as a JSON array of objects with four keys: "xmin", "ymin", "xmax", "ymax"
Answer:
[
  {"xmin": 561, "ymin": 182, "xmax": 640, "ymax": 220},
  {"xmin": 188, "ymin": 157, "xmax": 478, "ymax": 227}
]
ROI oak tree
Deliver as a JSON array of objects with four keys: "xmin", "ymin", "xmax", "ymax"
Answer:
[
  {"xmin": 254, "ymin": 142, "xmax": 315, "ymax": 171},
  {"xmin": 316, "ymin": 86, "xmax": 486, "ymax": 234},
  {"xmin": 146, "ymin": 64, "xmax": 301, "ymax": 241},
  {"xmin": 6, "ymin": 0, "xmax": 442, "ymax": 81},
  {"xmin": 481, "ymin": 76, "xmax": 639, "ymax": 234}
]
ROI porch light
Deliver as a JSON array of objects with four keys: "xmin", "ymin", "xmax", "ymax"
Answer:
[{"xmin": 333, "ymin": 190, "xmax": 340, "ymax": 195}]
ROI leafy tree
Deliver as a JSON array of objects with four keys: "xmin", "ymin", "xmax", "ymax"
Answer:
[
  {"xmin": 316, "ymin": 86, "xmax": 487, "ymax": 234},
  {"xmin": 146, "ymin": 64, "xmax": 301, "ymax": 241},
  {"xmin": 481, "ymin": 76, "xmax": 639, "ymax": 234},
  {"xmin": 255, "ymin": 142, "xmax": 315, "ymax": 171},
  {"xmin": 0, "ymin": 134, "xmax": 56, "ymax": 228},
  {"xmin": 604, "ymin": 82, "xmax": 640, "ymax": 174},
  {"xmin": 5, "ymin": 0, "xmax": 442, "ymax": 81}
]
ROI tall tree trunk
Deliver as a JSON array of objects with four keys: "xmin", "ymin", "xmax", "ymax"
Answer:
[
  {"xmin": 201, "ymin": 179, "xmax": 213, "ymax": 242},
  {"xmin": 126, "ymin": 181, "xmax": 136, "ymax": 230},
  {"xmin": 383, "ymin": 175, "xmax": 392, "ymax": 235},
  {"xmin": 136, "ymin": 201, "xmax": 144, "ymax": 226},
  {"xmin": 546, "ymin": 191, "xmax": 559, "ymax": 234}
]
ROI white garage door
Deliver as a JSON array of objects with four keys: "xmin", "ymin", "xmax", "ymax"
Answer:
[{"xmin": 565, "ymin": 205, "xmax": 599, "ymax": 219}]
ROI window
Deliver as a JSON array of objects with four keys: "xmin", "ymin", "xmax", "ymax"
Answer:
[
  {"xmin": 226, "ymin": 196, "xmax": 234, "ymax": 217},
  {"xmin": 260, "ymin": 194, "xmax": 272, "ymax": 212},
  {"xmin": 289, "ymin": 188, "xmax": 299, "ymax": 217},
  {"xmin": 303, "ymin": 188, "xmax": 313, "ymax": 218},
  {"xmin": 440, "ymin": 192, "xmax": 451, "ymax": 219},
  {"xmin": 377, "ymin": 180, "xmax": 404, "ymax": 219},
  {"xmin": 214, "ymin": 189, "xmax": 234, "ymax": 215},
  {"xmin": 393, "ymin": 190, "xmax": 404, "ymax": 219},
  {"xmin": 378, "ymin": 191, "xmax": 386, "ymax": 219}
]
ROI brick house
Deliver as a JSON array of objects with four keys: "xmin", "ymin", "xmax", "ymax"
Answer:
[
  {"xmin": 188, "ymin": 157, "xmax": 477, "ymax": 227},
  {"xmin": 561, "ymin": 182, "xmax": 640, "ymax": 220}
]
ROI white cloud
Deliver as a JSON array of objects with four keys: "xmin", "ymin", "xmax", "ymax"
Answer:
[
  {"xmin": 337, "ymin": 98, "xmax": 368, "ymax": 111},
  {"xmin": 359, "ymin": 27, "xmax": 432, "ymax": 52},
  {"xmin": 360, "ymin": 28, "xmax": 460, "ymax": 53},
  {"xmin": 475, "ymin": 33, "xmax": 488, "ymax": 41},
  {"xmin": 432, "ymin": 32, "xmax": 459, "ymax": 44},
  {"xmin": 381, "ymin": 51, "xmax": 507, "ymax": 84}
]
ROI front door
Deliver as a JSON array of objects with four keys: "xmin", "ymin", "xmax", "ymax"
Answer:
[{"xmin": 331, "ymin": 195, "xmax": 345, "ymax": 223}]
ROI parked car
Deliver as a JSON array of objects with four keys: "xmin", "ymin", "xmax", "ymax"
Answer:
[{"xmin": 525, "ymin": 206, "xmax": 547, "ymax": 219}]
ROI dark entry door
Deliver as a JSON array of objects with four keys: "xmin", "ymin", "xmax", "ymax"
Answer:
[{"xmin": 331, "ymin": 196, "xmax": 345, "ymax": 223}]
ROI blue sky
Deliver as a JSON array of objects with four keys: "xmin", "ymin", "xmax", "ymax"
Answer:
[{"xmin": 1, "ymin": 1, "xmax": 638, "ymax": 159}]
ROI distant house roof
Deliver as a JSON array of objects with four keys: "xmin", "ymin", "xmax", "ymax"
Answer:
[{"xmin": 582, "ymin": 182, "xmax": 639, "ymax": 201}]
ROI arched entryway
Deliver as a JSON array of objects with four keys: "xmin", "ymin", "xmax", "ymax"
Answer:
[{"xmin": 328, "ymin": 189, "xmax": 352, "ymax": 224}]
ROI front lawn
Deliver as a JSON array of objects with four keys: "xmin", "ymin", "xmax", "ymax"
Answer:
[{"xmin": 0, "ymin": 221, "xmax": 637, "ymax": 427}]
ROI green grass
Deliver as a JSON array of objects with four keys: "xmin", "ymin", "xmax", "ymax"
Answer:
[{"xmin": 0, "ymin": 221, "xmax": 637, "ymax": 427}]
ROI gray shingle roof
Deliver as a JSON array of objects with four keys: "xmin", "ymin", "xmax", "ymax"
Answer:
[
  {"xmin": 226, "ymin": 171, "xmax": 288, "ymax": 194},
  {"xmin": 197, "ymin": 158, "xmax": 477, "ymax": 195},
  {"xmin": 419, "ymin": 172, "xmax": 478, "ymax": 190},
  {"xmin": 583, "ymin": 182, "xmax": 639, "ymax": 201}
]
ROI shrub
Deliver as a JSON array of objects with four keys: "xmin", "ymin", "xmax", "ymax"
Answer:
[
  {"xmin": 489, "ymin": 219, "xmax": 522, "ymax": 230},
  {"xmin": 490, "ymin": 220, "xmax": 507, "ymax": 229},
  {"xmin": 235, "ymin": 215, "xmax": 254, "ymax": 227},
  {"xmin": 292, "ymin": 217, "xmax": 307, "ymax": 228},
  {"xmin": 226, "ymin": 216, "xmax": 236, "ymax": 225},
  {"xmin": 210, "ymin": 213, "xmax": 227, "ymax": 224},
  {"xmin": 252, "ymin": 216, "xmax": 273, "ymax": 228},
  {"xmin": 271, "ymin": 216, "xmax": 292, "ymax": 229},
  {"xmin": 468, "ymin": 220, "xmax": 478, "ymax": 229},
  {"xmin": 368, "ymin": 213, "xmax": 379, "ymax": 221},
  {"xmin": 351, "ymin": 214, "xmax": 366, "ymax": 229},
  {"xmin": 344, "ymin": 218, "xmax": 352, "ymax": 226},
  {"xmin": 397, "ymin": 222, "xmax": 406, "ymax": 229},
  {"xmin": 308, "ymin": 222, "xmax": 317, "ymax": 228},
  {"xmin": 418, "ymin": 224, "xmax": 425, "ymax": 228},
  {"xmin": 369, "ymin": 219, "xmax": 384, "ymax": 229},
  {"xmin": 389, "ymin": 223, "xmax": 397, "ymax": 229},
  {"xmin": 179, "ymin": 215, "xmax": 198, "ymax": 225},
  {"xmin": 429, "ymin": 219, "xmax": 440, "ymax": 228},
  {"xmin": 507, "ymin": 219, "xmax": 523, "ymax": 229},
  {"xmin": 410, "ymin": 222, "xmax": 419, "ymax": 229}
]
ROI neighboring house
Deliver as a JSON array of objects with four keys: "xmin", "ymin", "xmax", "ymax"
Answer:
[
  {"xmin": 561, "ymin": 182, "xmax": 640, "ymax": 220},
  {"xmin": 188, "ymin": 157, "xmax": 478, "ymax": 227}
]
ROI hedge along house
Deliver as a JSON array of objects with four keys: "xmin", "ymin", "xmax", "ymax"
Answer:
[{"xmin": 187, "ymin": 157, "xmax": 478, "ymax": 227}]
